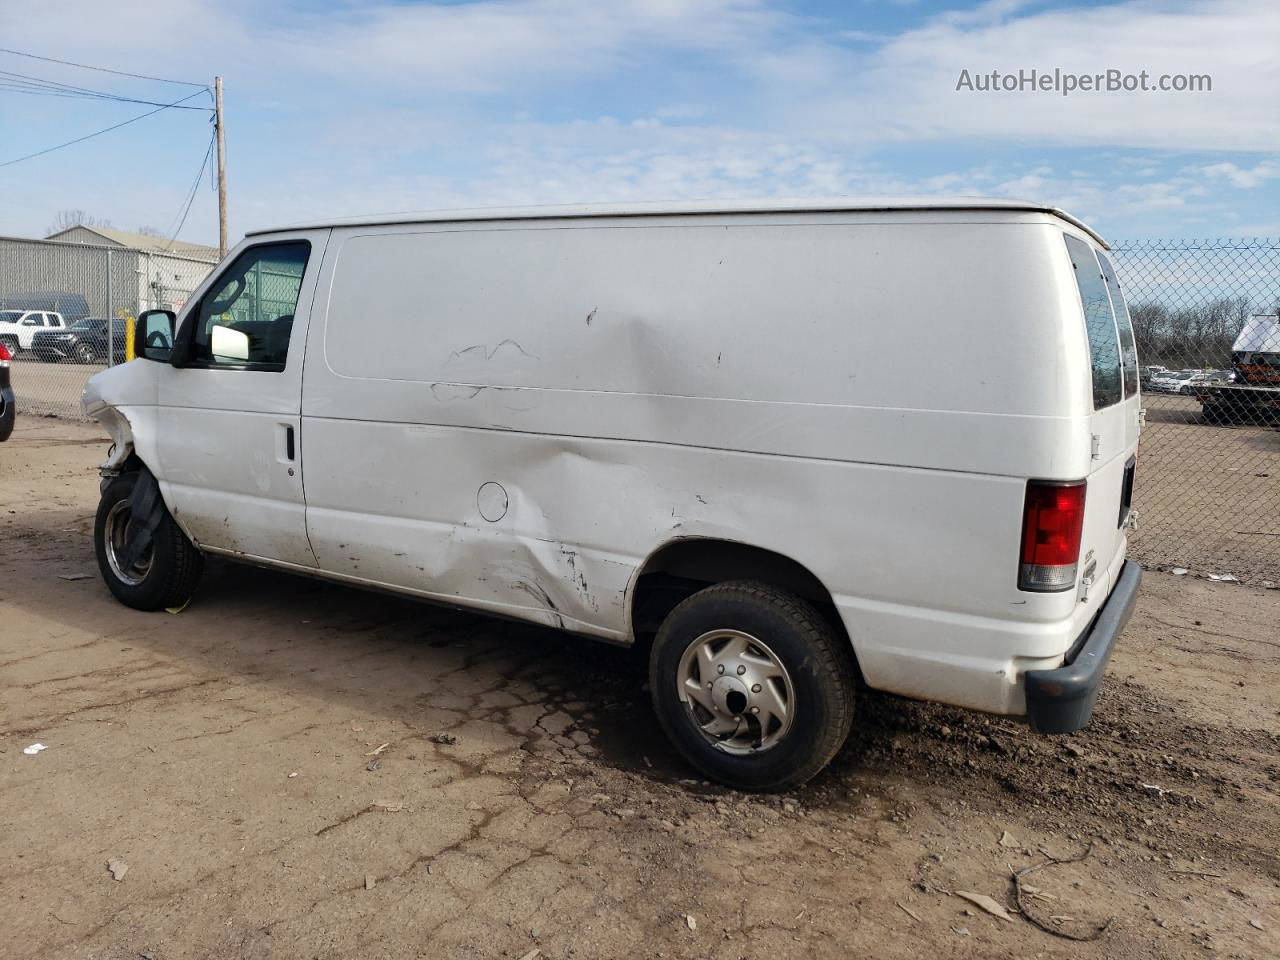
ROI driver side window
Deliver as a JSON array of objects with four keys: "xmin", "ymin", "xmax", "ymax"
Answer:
[{"xmin": 190, "ymin": 241, "xmax": 311, "ymax": 370}]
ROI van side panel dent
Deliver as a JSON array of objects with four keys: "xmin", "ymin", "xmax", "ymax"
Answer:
[
  {"xmin": 290, "ymin": 212, "xmax": 1119, "ymax": 717},
  {"xmin": 315, "ymin": 219, "xmax": 1091, "ymax": 481}
]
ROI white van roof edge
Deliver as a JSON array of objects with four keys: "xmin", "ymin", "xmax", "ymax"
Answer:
[{"xmin": 247, "ymin": 196, "xmax": 1108, "ymax": 248}]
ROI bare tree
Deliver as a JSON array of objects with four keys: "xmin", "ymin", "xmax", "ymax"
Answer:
[
  {"xmin": 1129, "ymin": 302, "xmax": 1168, "ymax": 363},
  {"xmin": 1130, "ymin": 296, "xmax": 1255, "ymax": 369},
  {"xmin": 46, "ymin": 209, "xmax": 113, "ymax": 236}
]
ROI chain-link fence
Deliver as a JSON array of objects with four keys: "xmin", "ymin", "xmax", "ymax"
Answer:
[
  {"xmin": 3, "ymin": 229, "xmax": 1277, "ymax": 582},
  {"xmin": 0, "ymin": 234, "xmax": 216, "ymax": 417},
  {"xmin": 1110, "ymin": 238, "xmax": 1280, "ymax": 584}
]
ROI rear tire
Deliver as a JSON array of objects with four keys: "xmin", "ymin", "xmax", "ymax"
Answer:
[
  {"xmin": 1202, "ymin": 404, "xmax": 1235, "ymax": 425},
  {"xmin": 649, "ymin": 581, "xmax": 856, "ymax": 791},
  {"xmin": 94, "ymin": 471, "xmax": 204, "ymax": 610}
]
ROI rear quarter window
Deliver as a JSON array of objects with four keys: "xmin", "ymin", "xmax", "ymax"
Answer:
[
  {"xmin": 1097, "ymin": 251, "xmax": 1139, "ymax": 396},
  {"xmin": 1065, "ymin": 235, "xmax": 1122, "ymax": 409}
]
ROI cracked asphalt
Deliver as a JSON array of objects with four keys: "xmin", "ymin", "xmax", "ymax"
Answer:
[{"xmin": 2, "ymin": 417, "xmax": 1278, "ymax": 960}]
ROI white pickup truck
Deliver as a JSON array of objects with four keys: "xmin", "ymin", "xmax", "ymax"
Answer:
[{"xmin": 0, "ymin": 310, "xmax": 68, "ymax": 352}]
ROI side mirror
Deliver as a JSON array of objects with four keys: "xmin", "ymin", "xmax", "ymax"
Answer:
[
  {"xmin": 211, "ymin": 324, "xmax": 250, "ymax": 362},
  {"xmin": 138, "ymin": 310, "xmax": 176, "ymax": 362}
]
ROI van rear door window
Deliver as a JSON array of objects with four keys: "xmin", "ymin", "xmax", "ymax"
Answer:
[
  {"xmin": 1097, "ymin": 251, "xmax": 1139, "ymax": 397},
  {"xmin": 1065, "ymin": 234, "xmax": 1122, "ymax": 409}
]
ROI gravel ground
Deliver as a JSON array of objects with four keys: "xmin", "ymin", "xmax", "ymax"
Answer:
[
  {"xmin": 4, "ymin": 356, "xmax": 104, "ymax": 419},
  {"xmin": 2, "ymin": 418, "xmax": 1278, "ymax": 960}
]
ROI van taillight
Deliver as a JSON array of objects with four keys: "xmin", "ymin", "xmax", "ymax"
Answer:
[
  {"xmin": 0, "ymin": 342, "xmax": 10, "ymax": 363},
  {"xmin": 1019, "ymin": 480, "xmax": 1086, "ymax": 592}
]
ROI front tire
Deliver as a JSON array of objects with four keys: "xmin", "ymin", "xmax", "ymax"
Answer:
[
  {"xmin": 649, "ymin": 581, "xmax": 856, "ymax": 791},
  {"xmin": 75, "ymin": 342, "xmax": 98, "ymax": 364},
  {"xmin": 94, "ymin": 471, "xmax": 204, "ymax": 610}
]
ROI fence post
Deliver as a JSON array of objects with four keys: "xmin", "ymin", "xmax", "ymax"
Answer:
[{"xmin": 106, "ymin": 248, "xmax": 114, "ymax": 366}]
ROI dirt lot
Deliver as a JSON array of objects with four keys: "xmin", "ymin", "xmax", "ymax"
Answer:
[
  {"xmin": 2, "ymin": 417, "xmax": 1278, "ymax": 960},
  {"xmin": 4, "ymin": 356, "xmax": 104, "ymax": 419},
  {"xmin": 1134, "ymin": 393, "xmax": 1280, "ymax": 584}
]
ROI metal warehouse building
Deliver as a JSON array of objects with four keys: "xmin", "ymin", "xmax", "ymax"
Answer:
[{"xmin": 0, "ymin": 225, "xmax": 218, "ymax": 322}]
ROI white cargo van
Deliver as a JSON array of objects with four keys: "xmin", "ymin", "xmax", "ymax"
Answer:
[{"xmin": 83, "ymin": 198, "xmax": 1142, "ymax": 790}]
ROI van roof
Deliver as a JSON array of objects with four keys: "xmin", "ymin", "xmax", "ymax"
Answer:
[{"xmin": 249, "ymin": 196, "xmax": 1107, "ymax": 247}]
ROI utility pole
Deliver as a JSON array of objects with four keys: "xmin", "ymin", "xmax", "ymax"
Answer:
[{"xmin": 214, "ymin": 76, "xmax": 227, "ymax": 260}]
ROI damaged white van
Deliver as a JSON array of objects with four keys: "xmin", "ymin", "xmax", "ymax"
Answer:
[{"xmin": 83, "ymin": 198, "xmax": 1142, "ymax": 790}]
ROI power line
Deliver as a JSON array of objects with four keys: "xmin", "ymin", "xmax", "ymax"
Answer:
[
  {"xmin": 0, "ymin": 46, "xmax": 208, "ymax": 88},
  {"xmin": 163, "ymin": 131, "xmax": 216, "ymax": 250},
  {"xmin": 0, "ymin": 69, "xmax": 210, "ymax": 109},
  {"xmin": 0, "ymin": 89, "xmax": 209, "ymax": 168}
]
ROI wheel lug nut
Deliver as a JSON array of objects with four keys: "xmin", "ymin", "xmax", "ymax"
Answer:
[
  {"xmin": 717, "ymin": 665, "xmax": 724, "ymax": 674},
  {"xmin": 751, "ymin": 683, "xmax": 762, "ymax": 693},
  {"xmin": 736, "ymin": 665, "xmax": 746, "ymax": 675},
  {"xmin": 750, "ymin": 706, "xmax": 759, "ymax": 714}
]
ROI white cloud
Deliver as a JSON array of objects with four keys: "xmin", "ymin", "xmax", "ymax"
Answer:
[
  {"xmin": 8, "ymin": 0, "xmax": 1276, "ymax": 149},
  {"xmin": 1, "ymin": 0, "xmax": 1277, "ymax": 243},
  {"xmin": 996, "ymin": 173, "xmax": 1047, "ymax": 196},
  {"xmin": 792, "ymin": 0, "xmax": 1280, "ymax": 151},
  {"xmin": 4, "ymin": 0, "xmax": 784, "ymax": 95},
  {"xmin": 1200, "ymin": 160, "xmax": 1280, "ymax": 189}
]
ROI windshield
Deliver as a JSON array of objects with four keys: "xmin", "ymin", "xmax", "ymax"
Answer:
[
  {"xmin": 0, "ymin": 311, "xmax": 23, "ymax": 323},
  {"xmin": 70, "ymin": 319, "xmax": 102, "ymax": 330}
]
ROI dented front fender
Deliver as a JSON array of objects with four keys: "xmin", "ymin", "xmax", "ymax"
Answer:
[{"xmin": 82, "ymin": 361, "xmax": 163, "ymax": 477}]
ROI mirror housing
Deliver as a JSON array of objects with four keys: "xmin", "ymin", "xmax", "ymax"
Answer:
[
  {"xmin": 137, "ymin": 310, "xmax": 176, "ymax": 362},
  {"xmin": 210, "ymin": 324, "xmax": 250, "ymax": 362}
]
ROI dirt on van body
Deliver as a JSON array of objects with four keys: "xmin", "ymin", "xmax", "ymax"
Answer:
[{"xmin": 2, "ymin": 417, "xmax": 1278, "ymax": 960}]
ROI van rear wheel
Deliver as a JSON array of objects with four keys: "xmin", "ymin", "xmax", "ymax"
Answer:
[
  {"xmin": 649, "ymin": 581, "xmax": 856, "ymax": 791},
  {"xmin": 94, "ymin": 471, "xmax": 204, "ymax": 610}
]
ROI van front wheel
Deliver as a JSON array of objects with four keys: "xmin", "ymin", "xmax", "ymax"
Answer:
[
  {"xmin": 94, "ymin": 471, "xmax": 204, "ymax": 610},
  {"xmin": 649, "ymin": 581, "xmax": 856, "ymax": 791}
]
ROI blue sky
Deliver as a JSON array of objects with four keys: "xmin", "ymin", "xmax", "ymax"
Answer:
[{"xmin": 1, "ymin": 0, "xmax": 1276, "ymax": 246}]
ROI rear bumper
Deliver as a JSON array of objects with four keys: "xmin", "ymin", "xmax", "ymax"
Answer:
[{"xmin": 1024, "ymin": 559, "xmax": 1142, "ymax": 733}]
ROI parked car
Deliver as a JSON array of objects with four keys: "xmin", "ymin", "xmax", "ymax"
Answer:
[
  {"xmin": 0, "ymin": 341, "xmax": 13, "ymax": 442},
  {"xmin": 31, "ymin": 317, "xmax": 127, "ymax": 365},
  {"xmin": 0, "ymin": 292, "xmax": 90, "ymax": 323},
  {"xmin": 1149, "ymin": 370, "xmax": 1194, "ymax": 393},
  {"xmin": 0, "ymin": 310, "xmax": 67, "ymax": 353},
  {"xmin": 1176, "ymin": 372, "xmax": 1214, "ymax": 394},
  {"xmin": 84, "ymin": 198, "xmax": 1142, "ymax": 790}
]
